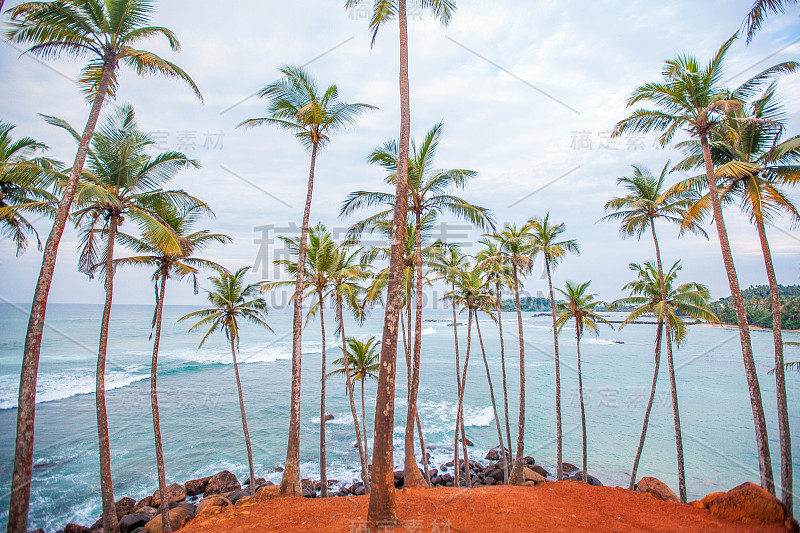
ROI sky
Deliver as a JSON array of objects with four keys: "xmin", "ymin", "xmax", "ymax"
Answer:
[{"xmin": 0, "ymin": 0, "xmax": 798, "ymax": 309}]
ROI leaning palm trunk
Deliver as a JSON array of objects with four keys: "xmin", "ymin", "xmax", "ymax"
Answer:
[
  {"xmin": 545, "ymin": 260, "xmax": 563, "ymax": 481},
  {"xmin": 404, "ymin": 213, "xmax": 427, "ymax": 488},
  {"xmin": 474, "ymin": 311, "xmax": 507, "ymax": 482},
  {"xmin": 575, "ymin": 327, "xmax": 587, "ymax": 479},
  {"xmin": 415, "ymin": 413, "xmax": 431, "ymax": 485},
  {"xmin": 281, "ymin": 142, "xmax": 319, "ymax": 497},
  {"xmin": 318, "ymin": 290, "xmax": 329, "ymax": 497},
  {"xmin": 628, "ymin": 322, "xmax": 663, "ymax": 491},
  {"xmin": 337, "ymin": 296, "xmax": 370, "ymax": 492},
  {"xmin": 508, "ymin": 267, "xmax": 526, "ymax": 485},
  {"xmin": 367, "ymin": 0, "xmax": 410, "ymax": 523},
  {"xmin": 651, "ymin": 226, "xmax": 686, "ymax": 502},
  {"xmin": 454, "ymin": 311, "xmax": 474, "ymax": 487},
  {"xmin": 97, "ymin": 214, "xmax": 120, "ymax": 533},
  {"xmin": 450, "ymin": 293, "xmax": 463, "ymax": 487},
  {"xmin": 400, "ymin": 297, "xmax": 431, "ymax": 487},
  {"xmin": 754, "ymin": 217, "xmax": 792, "ymax": 515},
  {"xmin": 152, "ymin": 274, "xmax": 172, "ymax": 532},
  {"xmin": 495, "ymin": 281, "xmax": 512, "ymax": 470},
  {"xmin": 229, "ymin": 335, "xmax": 256, "ymax": 497},
  {"xmin": 9, "ymin": 58, "xmax": 114, "ymax": 532},
  {"xmin": 699, "ymin": 134, "xmax": 774, "ymax": 494}
]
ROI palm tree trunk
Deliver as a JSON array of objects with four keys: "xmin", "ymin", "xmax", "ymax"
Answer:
[
  {"xmin": 451, "ymin": 294, "xmax": 462, "ymax": 488},
  {"xmin": 415, "ymin": 413, "xmax": 431, "ymax": 485},
  {"xmin": 576, "ymin": 328, "xmax": 587, "ymax": 479},
  {"xmin": 650, "ymin": 225, "xmax": 686, "ymax": 502},
  {"xmin": 362, "ymin": 379, "xmax": 369, "ymax": 473},
  {"xmin": 338, "ymin": 296, "xmax": 370, "ymax": 492},
  {"xmin": 699, "ymin": 134, "xmax": 774, "ymax": 494},
  {"xmin": 454, "ymin": 310, "xmax": 474, "ymax": 487},
  {"xmin": 404, "ymin": 212, "xmax": 427, "ymax": 488},
  {"xmin": 754, "ymin": 217, "xmax": 792, "ymax": 516},
  {"xmin": 152, "ymin": 274, "xmax": 172, "ymax": 533},
  {"xmin": 367, "ymin": 0, "xmax": 409, "ymax": 523},
  {"xmin": 8, "ymin": 57, "xmax": 114, "ymax": 533},
  {"xmin": 475, "ymin": 311, "xmax": 507, "ymax": 482},
  {"xmin": 628, "ymin": 321, "xmax": 663, "ymax": 491},
  {"xmin": 545, "ymin": 259, "xmax": 563, "ymax": 481},
  {"xmin": 496, "ymin": 280, "xmax": 512, "ymax": 471},
  {"xmin": 97, "ymin": 215, "xmax": 119, "ymax": 533},
  {"xmin": 508, "ymin": 266, "xmax": 526, "ymax": 485},
  {"xmin": 230, "ymin": 335, "xmax": 256, "ymax": 497},
  {"xmin": 318, "ymin": 289, "xmax": 328, "ymax": 497},
  {"xmin": 281, "ymin": 141, "xmax": 319, "ymax": 497}
]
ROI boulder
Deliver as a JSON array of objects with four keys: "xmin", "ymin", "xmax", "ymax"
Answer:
[
  {"xmin": 457, "ymin": 436, "xmax": 474, "ymax": 446},
  {"xmin": 354, "ymin": 485, "xmax": 366, "ymax": 496},
  {"xmin": 523, "ymin": 467, "xmax": 547, "ymax": 484},
  {"xmin": 64, "ymin": 525, "xmax": 91, "ymax": 533},
  {"xmin": 324, "ymin": 414, "xmax": 334, "ymax": 421},
  {"xmin": 119, "ymin": 514, "xmax": 150, "ymax": 533},
  {"xmin": 151, "ymin": 483, "xmax": 186, "ymax": 507},
  {"xmin": 172, "ymin": 503, "xmax": 196, "ymax": 519},
  {"xmin": 204, "ymin": 471, "xmax": 240, "ymax": 496},
  {"xmin": 132, "ymin": 496, "xmax": 153, "ymax": 513},
  {"xmin": 234, "ymin": 495, "xmax": 253, "ymax": 506},
  {"xmin": 430, "ymin": 476, "xmax": 442, "ymax": 486},
  {"xmin": 196, "ymin": 495, "xmax": 230, "ymax": 516},
  {"xmin": 531, "ymin": 465, "xmax": 549, "ymax": 478},
  {"xmin": 227, "ymin": 489, "xmax": 251, "ymax": 505},
  {"xmin": 301, "ymin": 478, "xmax": 314, "ymax": 490},
  {"xmin": 485, "ymin": 449, "xmax": 500, "ymax": 461},
  {"xmin": 253, "ymin": 485, "xmax": 280, "ymax": 503},
  {"xmin": 635, "ymin": 477, "xmax": 679, "ymax": 503},
  {"xmin": 483, "ymin": 477, "xmax": 496, "ymax": 486},
  {"xmin": 484, "ymin": 466, "xmax": 505, "ymax": 483},
  {"xmin": 700, "ymin": 491, "xmax": 726, "ymax": 508},
  {"xmin": 184, "ymin": 476, "xmax": 211, "ymax": 497},
  {"xmin": 523, "ymin": 456, "xmax": 536, "ymax": 465},
  {"xmin": 115, "ymin": 497, "xmax": 137, "ymax": 520},
  {"xmin": 572, "ymin": 472, "xmax": 603, "ymax": 486},
  {"xmin": 302, "ymin": 487, "xmax": 316, "ymax": 498},
  {"xmin": 144, "ymin": 507, "xmax": 191, "ymax": 533},
  {"xmin": 242, "ymin": 476, "xmax": 266, "ymax": 487},
  {"xmin": 523, "ymin": 480, "xmax": 537, "ymax": 487},
  {"xmin": 706, "ymin": 482, "xmax": 786, "ymax": 524},
  {"xmin": 561, "ymin": 462, "xmax": 579, "ymax": 474}
]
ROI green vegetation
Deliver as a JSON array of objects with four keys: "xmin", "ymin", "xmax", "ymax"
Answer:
[{"xmin": 711, "ymin": 285, "xmax": 800, "ymax": 330}]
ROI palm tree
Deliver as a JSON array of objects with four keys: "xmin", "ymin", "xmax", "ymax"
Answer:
[
  {"xmin": 342, "ymin": 122, "xmax": 493, "ymax": 488},
  {"xmin": 672, "ymin": 85, "xmax": 799, "ymax": 513},
  {"xmin": 745, "ymin": 0, "xmax": 798, "ymax": 42},
  {"xmin": 554, "ymin": 281, "xmax": 612, "ymax": 481},
  {"xmin": 475, "ymin": 240, "xmax": 512, "ymax": 474},
  {"xmin": 115, "ymin": 206, "xmax": 229, "ymax": 530},
  {"xmin": 330, "ymin": 336, "xmax": 381, "ymax": 483},
  {"xmin": 268, "ymin": 224, "xmax": 341, "ymax": 497},
  {"xmin": 6, "ymin": 2, "xmax": 201, "ymax": 526},
  {"xmin": 0, "ymin": 121, "xmax": 59, "ymax": 255},
  {"xmin": 54, "ymin": 105, "xmax": 202, "ymax": 532},
  {"xmin": 345, "ymin": 0, "xmax": 457, "ymax": 525},
  {"xmin": 611, "ymin": 34, "xmax": 796, "ymax": 494},
  {"xmin": 482, "ymin": 223, "xmax": 535, "ymax": 485},
  {"xmin": 601, "ymin": 163, "xmax": 704, "ymax": 502},
  {"xmin": 179, "ymin": 267, "xmax": 271, "ymax": 499},
  {"xmin": 240, "ymin": 65, "xmax": 373, "ymax": 497},
  {"xmin": 609, "ymin": 261, "xmax": 717, "ymax": 497},
  {"xmin": 527, "ymin": 214, "xmax": 580, "ymax": 482}
]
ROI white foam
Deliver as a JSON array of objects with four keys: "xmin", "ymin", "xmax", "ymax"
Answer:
[
  {"xmin": 421, "ymin": 327, "xmax": 437, "ymax": 336},
  {"xmin": 584, "ymin": 338, "xmax": 622, "ymax": 346},
  {"xmin": 310, "ymin": 413, "xmax": 355, "ymax": 426}
]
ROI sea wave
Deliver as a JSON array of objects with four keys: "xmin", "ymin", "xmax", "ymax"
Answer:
[
  {"xmin": 584, "ymin": 338, "xmax": 623, "ymax": 346},
  {"xmin": 0, "ymin": 365, "xmax": 148, "ymax": 410},
  {"xmin": 421, "ymin": 327, "xmax": 437, "ymax": 336}
]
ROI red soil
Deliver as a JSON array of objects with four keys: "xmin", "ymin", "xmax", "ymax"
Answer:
[{"xmin": 181, "ymin": 482, "xmax": 791, "ymax": 532}]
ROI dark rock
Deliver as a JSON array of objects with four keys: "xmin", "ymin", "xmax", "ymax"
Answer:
[
  {"xmin": 324, "ymin": 414, "xmax": 334, "ymax": 421},
  {"xmin": 132, "ymin": 496, "xmax": 153, "ymax": 512},
  {"xmin": 184, "ymin": 476, "xmax": 211, "ymax": 497},
  {"xmin": 483, "ymin": 477, "xmax": 496, "ymax": 486},
  {"xmin": 268, "ymin": 466, "xmax": 284, "ymax": 473},
  {"xmin": 445, "ymin": 482, "xmax": 454, "ymax": 487},
  {"xmin": 195, "ymin": 495, "xmax": 231, "ymax": 518},
  {"xmin": 64, "ymin": 525, "xmax": 91, "ymax": 533},
  {"xmin": 144, "ymin": 507, "xmax": 191, "ymax": 533},
  {"xmin": 431, "ymin": 476, "xmax": 442, "ymax": 486},
  {"xmin": 561, "ymin": 462, "xmax": 580, "ymax": 474},
  {"xmin": 393, "ymin": 470, "xmax": 404, "ymax": 481},
  {"xmin": 444, "ymin": 461, "xmax": 454, "ymax": 468},
  {"xmin": 301, "ymin": 478, "xmax": 314, "ymax": 490},
  {"xmin": 119, "ymin": 514, "xmax": 150, "ymax": 533},
  {"xmin": 469, "ymin": 460, "xmax": 484, "ymax": 472},
  {"xmin": 302, "ymin": 487, "xmax": 316, "ymax": 498},
  {"xmin": 243, "ymin": 476, "xmax": 266, "ymax": 487},
  {"xmin": 115, "ymin": 497, "xmax": 136, "ymax": 520},
  {"xmin": 531, "ymin": 465, "xmax": 549, "ymax": 478},
  {"xmin": 151, "ymin": 483, "xmax": 186, "ymax": 507},
  {"xmin": 205, "ymin": 470, "xmax": 240, "ymax": 496},
  {"xmin": 28, "ymin": 529, "xmax": 45, "ymax": 533},
  {"xmin": 635, "ymin": 476, "xmax": 679, "ymax": 502},
  {"xmin": 457, "ymin": 436, "xmax": 474, "ymax": 446},
  {"xmin": 573, "ymin": 472, "xmax": 603, "ymax": 486},
  {"xmin": 261, "ymin": 480, "xmax": 275, "ymax": 487},
  {"xmin": 173, "ymin": 502, "xmax": 196, "ymax": 519},
  {"xmin": 354, "ymin": 485, "xmax": 366, "ymax": 496},
  {"xmin": 523, "ymin": 456, "xmax": 535, "ymax": 465},
  {"xmin": 485, "ymin": 449, "xmax": 500, "ymax": 461}
]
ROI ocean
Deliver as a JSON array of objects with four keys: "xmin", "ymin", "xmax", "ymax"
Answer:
[{"xmin": 0, "ymin": 302, "xmax": 798, "ymax": 531}]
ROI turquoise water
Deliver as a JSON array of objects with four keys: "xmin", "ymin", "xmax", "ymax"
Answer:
[{"xmin": 0, "ymin": 302, "xmax": 798, "ymax": 531}]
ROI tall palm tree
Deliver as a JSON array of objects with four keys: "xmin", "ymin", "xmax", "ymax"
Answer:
[
  {"xmin": 672, "ymin": 85, "xmax": 799, "ymax": 513},
  {"xmin": 611, "ymin": 34, "xmax": 796, "ymax": 494},
  {"xmin": 115, "ymin": 206, "xmax": 229, "ymax": 531},
  {"xmin": 268, "ymin": 224, "xmax": 341, "ymax": 497},
  {"xmin": 601, "ymin": 163, "xmax": 704, "ymax": 502},
  {"xmin": 431, "ymin": 246, "xmax": 472, "ymax": 486},
  {"xmin": 6, "ymin": 2, "xmax": 201, "ymax": 526},
  {"xmin": 330, "ymin": 336, "xmax": 380, "ymax": 484},
  {"xmin": 554, "ymin": 281, "xmax": 612, "ymax": 481},
  {"xmin": 55, "ymin": 105, "xmax": 202, "ymax": 532},
  {"xmin": 527, "ymin": 214, "xmax": 580, "ymax": 482},
  {"xmin": 0, "ymin": 122, "xmax": 59, "ymax": 255},
  {"xmin": 240, "ymin": 66, "xmax": 373, "ymax": 497},
  {"xmin": 745, "ymin": 0, "xmax": 799, "ymax": 42},
  {"xmin": 475, "ymin": 240, "xmax": 512, "ymax": 474},
  {"xmin": 609, "ymin": 261, "xmax": 717, "ymax": 497},
  {"xmin": 342, "ymin": 122, "xmax": 493, "ymax": 488},
  {"xmin": 179, "ymin": 268, "xmax": 271, "ymax": 499},
  {"xmin": 482, "ymin": 223, "xmax": 535, "ymax": 485},
  {"xmin": 344, "ymin": 0, "xmax": 457, "ymax": 525}
]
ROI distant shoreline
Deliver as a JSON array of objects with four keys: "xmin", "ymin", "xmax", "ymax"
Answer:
[{"xmin": 694, "ymin": 322, "xmax": 800, "ymax": 333}]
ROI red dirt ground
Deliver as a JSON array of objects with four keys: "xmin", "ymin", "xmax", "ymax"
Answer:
[{"xmin": 181, "ymin": 482, "xmax": 791, "ymax": 532}]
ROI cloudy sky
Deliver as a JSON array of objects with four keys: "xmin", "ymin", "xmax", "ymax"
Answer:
[{"xmin": 1, "ymin": 0, "xmax": 798, "ymax": 308}]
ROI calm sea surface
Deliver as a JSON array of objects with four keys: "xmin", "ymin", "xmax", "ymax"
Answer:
[{"xmin": 0, "ymin": 303, "xmax": 798, "ymax": 531}]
